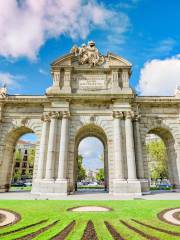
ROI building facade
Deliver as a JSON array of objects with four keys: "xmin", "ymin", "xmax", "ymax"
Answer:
[
  {"xmin": 0, "ymin": 41, "xmax": 179, "ymax": 195},
  {"xmin": 12, "ymin": 140, "xmax": 35, "ymax": 182}
]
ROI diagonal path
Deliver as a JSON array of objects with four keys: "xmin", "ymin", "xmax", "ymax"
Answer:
[
  {"xmin": 104, "ymin": 221, "xmax": 125, "ymax": 240},
  {"xmin": 51, "ymin": 220, "xmax": 75, "ymax": 240}
]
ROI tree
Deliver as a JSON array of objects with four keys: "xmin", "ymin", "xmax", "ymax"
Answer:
[
  {"xmin": 96, "ymin": 168, "xmax": 104, "ymax": 182},
  {"xmin": 77, "ymin": 155, "xmax": 86, "ymax": 181},
  {"xmin": 146, "ymin": 140, "xmax": 168, "ymax": 180},
  {"xmin": 28, "ymin": 148, "xmax": 35, "ymax": 166},
  {"xmin": 15, "ymin": 150, "xmax": 23, "ymax": 162},
  {"xmin": 13, "ymin": 169, "xmax": 21, "ymax": 182}
]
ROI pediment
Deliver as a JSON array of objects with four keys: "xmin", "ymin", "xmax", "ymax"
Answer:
[
  {"xmin": 51, "ymin": 52, "xmax": 131, "ymax": 69},
  {"xmin": 108, "ymin": 53, "xmax": 132, "ymax": 67},
  {"xmin": 51, "ymin": 53, "xmax": 73, "ymax": 67}
]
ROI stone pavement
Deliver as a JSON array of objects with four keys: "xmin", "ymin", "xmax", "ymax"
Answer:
[{"xmin": 0, "ymin": 190, "xmax": 180, "ymax": 200}]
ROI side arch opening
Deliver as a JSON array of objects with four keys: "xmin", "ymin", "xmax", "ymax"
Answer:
[
  {"xmin": 0, "ymin": 127, "xmax": 39, "ymax": 192},
  {"xmin": 145, "ymin": 127, "xmax": 178, "ymax": 191}
]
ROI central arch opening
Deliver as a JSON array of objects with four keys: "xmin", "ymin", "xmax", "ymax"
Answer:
[
  {"xmin": 74, "ymin": 124, "xmax": 109, "ymax": 193},
  {"xmin": 77, "ymin": 137, "xmax": 105, "ymax": 192}
]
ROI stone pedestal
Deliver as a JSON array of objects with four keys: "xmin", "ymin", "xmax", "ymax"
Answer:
[
  {"xmin": 112, "ymin": 179, "xmax": 142, "ymax": 195},
  {"xmin": 31, "ymin": 179, "xmax": 68, "ymax": 195},
  {"xmin": 140, "ymin": 179, "xmax": 150, "ymax": 194}
]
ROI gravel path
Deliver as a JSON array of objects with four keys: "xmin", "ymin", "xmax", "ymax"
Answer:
[
  {"xmin": 0, "ymin": 209, "xmax": 17, "ymax": 227},
  {"xmin": 70, "ymin": 206, "xmax": 110, "ymax": 212},
  {"xmin": 162, "ymin": 208, "xmax": 180, "ymax": 225}
]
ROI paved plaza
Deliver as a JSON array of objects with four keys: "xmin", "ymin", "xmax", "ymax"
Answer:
[{"xmin": 0, "ymin": 191, "xmax": 180, "ymax": 200}]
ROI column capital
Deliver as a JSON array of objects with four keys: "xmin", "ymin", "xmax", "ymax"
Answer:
[
  {"xmin": 124, "ymin": 111, "xmax": 134, "ymax": 120},
  {"xmin": 62, "ymin": 111, "xmax": 70, "ymax": 119},
  {"xmin": 50, "ymin": 111, "xmax": 60, "ymax": 119},
  {"xmin": 113, "ymin": 111, "xmax": 123, "ymax": 119},
  {"xmin": 41, "ymin": 113, "xmax": 50, "ymax": 122},
  {"xmin": 134, "ymin": 113, "xmax": 141, "ymax": 122}
]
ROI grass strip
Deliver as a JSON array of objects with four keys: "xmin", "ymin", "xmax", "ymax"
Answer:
[
  {"xmin": 16, "ymin": 220, "xmax": 59, "ymax": 240},
  {"xmin": 120, "ymin": 220, "xmax": 160, "ymax": 240},
  {"xmin": 0, "ymin": 219, "xmax": 47, "ymax": 237},
  {"xmin": 132, "ymin": 218, "xmax": 180, "ymax": 236}
]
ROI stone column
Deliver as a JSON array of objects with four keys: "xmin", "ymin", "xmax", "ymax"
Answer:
[
  {"xmin": 125, "ymin": 111, "xmax": 137, "ymax": 180},
  {"xmin": 36, "ymin": 113, "xmax": 50, "ymax": 179},
  {"xmin": 134, "ymin": 114, "xmax": 145, "ymax": 179},
  {"xmin": 57, "ymin": 111, "xmax": 70, "ymax": 180},
  {"xmin": 113, "ymin": 111, "xmax": 124, "ymax": 179},
  {"xmin": 45, "ymin": 111, "xmax": 59, "ymax": 180}
]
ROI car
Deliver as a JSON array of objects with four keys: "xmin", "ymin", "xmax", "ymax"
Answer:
[
  {"xmin": 157, "ymin": 183, "xmax": 172, "ymax": 190},
  {"xmin": 11, "ymin": 182, "xmax": 25, "ymax": 187},
  {"xmin": 88, "ymin": 182, "xmax": 98, "ymax": 186},
  {"xmin": 24, "ymin": 182, "xmax": 32, "ymax": 186}
]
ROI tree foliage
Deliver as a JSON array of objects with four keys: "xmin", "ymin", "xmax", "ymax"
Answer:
[
  {"xmin": 77, "ymin": 155, "xmax": 86, "ymax": 181},
  {"xmin": 13, "ymin": 169, "xmax": 21, "ymax": 182},
  {"xmin": 146, "ymin": 140, "xmax": 168, "ymax": 180},
  {"xmin": 96, "ymin": 168, "xmax": 104, "ymax": 181},
  {"xmin": 15, "ymin": 150, "xmax": 23, "ymax": 162},
  {"xmin": 28, "ymin": 148, "xmax": 35, "ymax": 166}
]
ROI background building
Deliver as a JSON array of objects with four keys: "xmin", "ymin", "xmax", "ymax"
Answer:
[{"xmin": 12, "ymin": 140, "xmax": 36, "ymax": 182}]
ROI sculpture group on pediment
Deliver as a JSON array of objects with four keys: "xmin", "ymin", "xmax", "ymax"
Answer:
[{"xmin": 71, "ymin": 41, "xmax": 104, "ymax": 67}]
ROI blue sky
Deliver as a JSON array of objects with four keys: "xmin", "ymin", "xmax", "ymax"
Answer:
[{"xmin": 2, "ymin": 1, "xmax": 180, "ymax": 170}]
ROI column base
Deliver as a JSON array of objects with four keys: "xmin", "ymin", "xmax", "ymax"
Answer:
[
  {"xmin": 139, "ymin": 179, "xmax": 150, "ymax": 194},
  {"xmin": 112, "ymin": 179, "xmax": 142, "ymax": 195},
  {"xmin": 0, "ymin": 184, "xmax": 9, "ymax": 192},
  {"xmin": 31, "ymin": 179, "xmax": 68, "ymax": 195}
]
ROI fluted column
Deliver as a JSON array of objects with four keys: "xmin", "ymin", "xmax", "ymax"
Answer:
[
  {"xmin": 113, "ymin": 111, "xmax": 124, "ymax": 179},
  {"xmin": 37, "ymin": 113, "xmax": 50, "ymax": 179},
  {"xmin": 125, "ymin": 111, "xmax": 137, "ymax": 180},
  {"xmin": 57, "ymin": 111, "xmax": 70, "ymax": 180},
  {"xmin": 134, "ymin": 114, "xmax": 144, "ymax": 179},
  {"xmin": 45, "ymin": 111, "xmax": 59, "ymax": 180}
]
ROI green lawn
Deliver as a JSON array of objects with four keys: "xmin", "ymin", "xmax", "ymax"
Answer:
[
  {"xmin": 0, "ymin": 200, "xmax": 180, "ymax": 239},
  {"xmin": 10, "ymin": 186, "xmax": 32, "ymax": 191}
]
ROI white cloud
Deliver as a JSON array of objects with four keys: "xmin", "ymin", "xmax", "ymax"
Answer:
[
  {"xmin": 0, "ymin": 72, "xmax": 22, "ymax": 88},
  {"xmin": 146, "ymin": 38, "xmax": 176, "ymax": 57},
  {"xmin": 106, "ymin": 12, "xmax": 130, "ymax": 47},
  {"xmin": 137, "ymin": 55, "xmax": 180, "ymax": 96},
  {"xmin": 0, "ymin": 0, "xmax": 126, "ymax": 60},
  {"xmin": 79, "ymin": 137, "xmax": 103, "ymax": 170}
]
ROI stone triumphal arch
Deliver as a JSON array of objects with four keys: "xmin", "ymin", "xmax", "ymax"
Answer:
[{"xmin": 0, "ymin": 41, "xmax": 180, "ymax": 195}]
